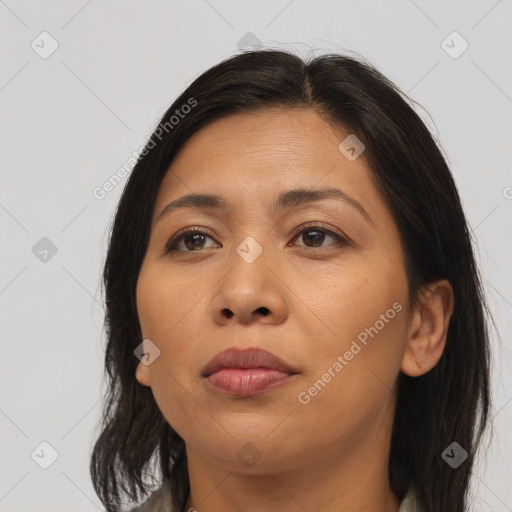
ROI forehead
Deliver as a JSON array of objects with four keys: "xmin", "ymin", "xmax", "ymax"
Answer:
[
  {"xmin": 153, "ymin": 109, "xmax": 382, "ymax": 221},
  {"xmin": 169, "ymin": 108, "xmax": 349, "ymax": 174}
]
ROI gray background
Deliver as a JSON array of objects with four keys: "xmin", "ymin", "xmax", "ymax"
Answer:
[{"xmin": 1, "ymin": 0, "xmax": 511, "ymax": 510}]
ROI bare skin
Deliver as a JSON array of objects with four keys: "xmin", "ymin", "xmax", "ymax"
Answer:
[{"xmin": 135, "ymin": 108, "xmax": 454, "ymax": 512}]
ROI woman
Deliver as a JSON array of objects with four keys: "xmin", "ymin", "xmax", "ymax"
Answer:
[{"xmin": 90, "ymin": 49, "xmax": 492, "ymax": 512}]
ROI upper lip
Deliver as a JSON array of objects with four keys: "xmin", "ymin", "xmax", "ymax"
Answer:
[{"xmin": 202, "ymin": 347, "xmax": 299, "ymax": 377}]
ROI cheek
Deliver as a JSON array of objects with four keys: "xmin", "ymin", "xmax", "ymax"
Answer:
[
  {"xmin": 136, "ymin": 267, "xmax": 159, "ymax": 339},
  {"xmin": 290, "ymin": 273, "xmax": 408, "ymax": 454},
  {"xmin": 302, "ymin": 256, "xmax": 407, "ymax": 339},
  {"xmin": 299, "ymin": 257, "xmax": 409, "ymax": 393},
  {"xmin": 135, "ymin": 267, "xmax": 210, "ymax": 433},
  {"xmin": 136, "ymin": 264, "xmax": 203, "ymax": 342}
]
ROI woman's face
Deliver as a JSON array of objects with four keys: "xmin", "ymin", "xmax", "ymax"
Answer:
[{"xmin": 135, "ymin": 108, "xmax": 411, "ymax": 474}]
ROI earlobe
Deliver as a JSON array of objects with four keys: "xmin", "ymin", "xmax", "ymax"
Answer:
[
  {"xmin": 135, "ymin": 361, "xmax": 151, "ymax": 387},
  {"xmin": 401, "ymin": 279, "xmax": 454, "ymax": 377}
]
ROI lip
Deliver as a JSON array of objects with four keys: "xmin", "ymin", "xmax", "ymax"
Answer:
[
  {"xmin": 202, "ymin": 347, "xmax": 298, "ymax": 376},
  {"xmin": 202, "ymin": 347, "xmax": 299, "ymax": 397}
]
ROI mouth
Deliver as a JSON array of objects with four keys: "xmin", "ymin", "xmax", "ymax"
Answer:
[{"xmin": 202, "ymin": 347, "xmax": 299, "ymax": 397}]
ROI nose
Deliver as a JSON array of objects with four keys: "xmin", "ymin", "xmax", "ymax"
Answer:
[{"xmin": 210, "ymin": 249, "xmax": 288, "ymax": 326}]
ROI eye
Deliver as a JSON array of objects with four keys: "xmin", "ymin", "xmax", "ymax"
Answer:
[
  {"xmin": 164, "ymin": 223, "xmax": 349, "ymax": 255},
  {"xmin": 165, "ymin": 227, "xmax": 220, "ymax": 253},
  {"xmin": 290, "ymin": 223, "xmax": 348, "ymax": 248}
]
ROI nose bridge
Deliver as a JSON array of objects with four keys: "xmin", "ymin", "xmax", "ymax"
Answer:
[
  {"xmin": 225, "ymin": 233, "xmax": 271, "ymax": 299},
  {"xmin": 235, "ymin": 234, "xmax": 266, "ymax": 265}
]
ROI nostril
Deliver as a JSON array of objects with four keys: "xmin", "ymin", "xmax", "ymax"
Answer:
[
  {"xmin": 256, "ymin": 307, "xmax": 270, "ymax": 316},
  {"xmin": 222, "ymin": 308, "xmax": 234, "ymax": 319}
]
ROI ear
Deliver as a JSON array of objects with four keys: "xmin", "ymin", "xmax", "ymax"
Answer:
[
  {"xmin": 401, "ymin": 279, "xmax": 454, "ymax": 377},
  {"xmin": 135, "ymin": 360, "xmax": 151, "ymax": 387}
]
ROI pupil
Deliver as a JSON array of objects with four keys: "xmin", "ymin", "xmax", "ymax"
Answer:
[
  {"xmin": 304, "ymin": 230, "xmax": 324, "ymax": 247},
  {"xmin": 185, "ymin": 234, "xmax": 205, "ymax": 250}
]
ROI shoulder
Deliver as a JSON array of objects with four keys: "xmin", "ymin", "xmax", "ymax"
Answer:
[
  {"xmin": 127, "ymin": 480, "xmax": 174, "ymax": 512},
  {"xmin": 398, "ymin": 487, "xmax": 423, "ymax": 512}
]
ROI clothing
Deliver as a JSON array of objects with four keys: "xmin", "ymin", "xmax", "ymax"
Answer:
[
  {"xmin": 128, "ymin": 481, "xmax": 421, "ymax": 512},
  {"xmin": 398, "ymin": 488, "xmax": 422, "ymax": 512}
]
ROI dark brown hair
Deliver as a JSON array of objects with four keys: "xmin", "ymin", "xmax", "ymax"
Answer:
[{"xmin": 90, "ymin": 49, "xmax": 492, "ymax": 512}]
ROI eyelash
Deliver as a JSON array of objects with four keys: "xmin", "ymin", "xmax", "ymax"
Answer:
[{"xmin": 164, "ymin": 223, "xmax": 349, "ymax": 254}]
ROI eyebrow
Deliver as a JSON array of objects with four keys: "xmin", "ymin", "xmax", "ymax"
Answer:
[{"xmin": 156, "ymin": 187, "xmax": 372, "ymax": 224}]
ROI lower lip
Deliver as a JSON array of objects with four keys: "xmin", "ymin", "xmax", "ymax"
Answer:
[{"xmin": 205, "ymin": 368, "xmax": 295, "ymax": 397}]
